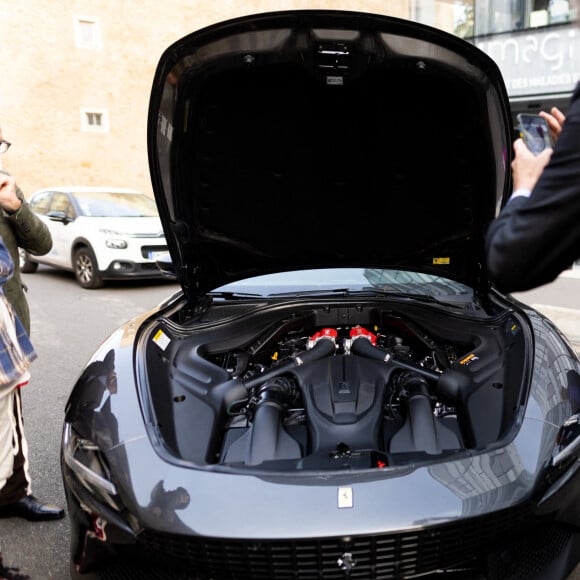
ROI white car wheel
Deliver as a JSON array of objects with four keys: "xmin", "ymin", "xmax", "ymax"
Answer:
[{"xmin": 73, "ymin": 247, "xmax": 104, "ymax": 289}]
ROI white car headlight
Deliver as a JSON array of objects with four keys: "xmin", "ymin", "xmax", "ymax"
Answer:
[{"xmin": 105, "ymin": 239, "xmax": 128, "ymax": 249}]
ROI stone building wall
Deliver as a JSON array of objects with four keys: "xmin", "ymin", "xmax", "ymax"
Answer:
[{"xmin": 0, "ymin": 0, "xmax": 437, "ymax": 196}]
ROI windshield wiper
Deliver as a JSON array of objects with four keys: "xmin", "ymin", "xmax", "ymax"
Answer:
[
  {"xmin": 269, "ymin": 287, "xmax": 468, "ymax": 307},
  {"xmin": 268, "ymin": 288, "xmax": 353, "ymax": 298},
  {"xmin": 343, "ymin": 288, "xmax": 468, "ymax": 306},
  {"xmin": 208, "ymin": 291, "xmax": 265, "ymax": 299}
]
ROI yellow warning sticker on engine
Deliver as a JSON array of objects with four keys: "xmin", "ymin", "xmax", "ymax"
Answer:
[
  {"xmin": 153, "ymin": 329, "xmax": 171, "ymax": 351},
  {"xmin": 433, "ymin": 257, "xmax": 450, "ymax": 265}
]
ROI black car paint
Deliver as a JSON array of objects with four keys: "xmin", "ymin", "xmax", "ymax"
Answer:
[{"xmin": 62, "ymin": 290, "xmax": 580, "ymax": 578}]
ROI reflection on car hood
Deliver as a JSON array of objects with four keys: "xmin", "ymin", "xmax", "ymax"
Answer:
[{"xmin": 147, "ymin": 10, "xmax": 512, "ymax": 303}]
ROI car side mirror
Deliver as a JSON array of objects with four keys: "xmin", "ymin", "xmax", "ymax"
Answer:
[{"xmin": 47, "ymin": 211, "xmax": 73, "ymax": 224}]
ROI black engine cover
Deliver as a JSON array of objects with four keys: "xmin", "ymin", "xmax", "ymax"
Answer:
[{"xmin": 294, "ymin": 355, "xmax": 394, "ymax": 454}]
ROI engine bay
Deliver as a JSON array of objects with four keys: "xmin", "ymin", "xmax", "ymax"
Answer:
[{"xmin": 145, "ymin": 302, "xmax": 526, "ymax": 471}]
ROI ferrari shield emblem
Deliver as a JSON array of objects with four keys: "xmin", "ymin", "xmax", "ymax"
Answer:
[{"xmin": 338, "ymin": 487, "xmax": 353, "ymax": 508}]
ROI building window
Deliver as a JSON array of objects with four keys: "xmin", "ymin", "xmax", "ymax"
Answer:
[
  {"xmin": 74, "ymin": 16, "xmax": 101, "ymax": 49},
  {"xmin": 530, "ymin": 0, "xmax": 573, "ymax": 26},
  {"xmin": 453, "ymin": 2, "xmax": 476, "ymax": 37},
  {"xmin": 81, "ymin": 108, "xmax": 109, "ymax": 132},
  {"xmin": 469, "ymin": 0, "xmax": 576, "ymax": 36},
  {"xmin": 86, "ymin": 112, "xmax": 102, "ymax": 126}
]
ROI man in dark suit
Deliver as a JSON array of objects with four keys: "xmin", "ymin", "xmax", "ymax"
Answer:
[{"xmin": 485, "ymin": 90, "xmax": 578, "ymax": 293}]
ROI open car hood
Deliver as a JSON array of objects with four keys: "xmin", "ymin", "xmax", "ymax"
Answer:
[{"xmin": 147, "ymin": 10, "xmax": 512, "ymax": 302}]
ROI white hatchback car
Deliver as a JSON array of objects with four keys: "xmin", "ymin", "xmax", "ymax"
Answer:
[{"xmin": 22, "ymin": 186, "xmax": 170, "ymax": 288}]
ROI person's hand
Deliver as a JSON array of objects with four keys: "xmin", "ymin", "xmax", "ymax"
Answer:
[
  {"xmin": 511, "ymin": 138, "xmax": 552, "ymax": 192},
  {"xmin": 0, "ymin": 172, "xmax": 22, "ymax": 213},
  {"xmin": 539, "ymin": 106, "xmax": 566, "ymax": 145}
]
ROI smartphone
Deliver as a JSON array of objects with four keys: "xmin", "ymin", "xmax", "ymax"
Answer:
[{"xmin": 517, "ymin": 113, "xmax": 553, "ymax": 155}]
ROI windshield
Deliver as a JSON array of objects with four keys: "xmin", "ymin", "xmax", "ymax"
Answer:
[
  {"xmin": 73, "ymin": 191, "xmax": 159, "ymax": 218},
  {"xmin": 214, "ymin": 268, "xmax": 473, "ymax": 302}
]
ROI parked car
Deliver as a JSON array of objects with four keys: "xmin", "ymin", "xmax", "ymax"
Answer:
[
  {"xmin": 22, "ymin": 186, "xmax": 169, "ymax": 288},
  {"xmin": 60, "ymin": 10, "xmax": 580, "ymax": 580}
]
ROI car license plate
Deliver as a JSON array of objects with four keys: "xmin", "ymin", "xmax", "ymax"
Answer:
[{"xmin": 148, "ymin": 250, "xmax": 165, "ymax": 260}]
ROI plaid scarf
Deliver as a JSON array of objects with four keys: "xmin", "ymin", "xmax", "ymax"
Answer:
[{"xmin": 0, "ymin": 293, "xmax": 36, "ymax": 386}]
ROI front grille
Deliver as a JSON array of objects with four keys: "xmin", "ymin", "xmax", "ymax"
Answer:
[
  {"xmin": 486, "ymin": 523, "xmax": 573, "ymax": 580},
  {"xmin": 137, "ymin": 503, "xmax": 537, "ymax": 579}
]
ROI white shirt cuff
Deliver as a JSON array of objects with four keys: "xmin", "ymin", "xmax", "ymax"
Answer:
[{"xmin": 510, "ymin": 188, "xmax": 532, "ymax": 201}]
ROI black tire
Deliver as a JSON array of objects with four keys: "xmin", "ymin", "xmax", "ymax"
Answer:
[
  {"xmin": 19, "ymin": 248, "xmax": 38, "ymax": 273},
  {"xmin": 73, "ymin": 246, "xmax": 104, "ymax": 289}
]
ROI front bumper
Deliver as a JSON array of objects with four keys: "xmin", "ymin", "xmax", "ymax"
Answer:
[
  {"xmin": 101, "ymin": 260, "xmax": 170, "ymax": 280},
  {"xmin": 64, "ymin": 463, "xmax": 580, "ymax": 580}
]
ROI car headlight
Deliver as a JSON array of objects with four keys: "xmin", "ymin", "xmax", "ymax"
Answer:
[
  {"xmin": 105, "ymin": 239, "xmax": 128, "ymax": 249},
  {"xmin": 62, "ymin": 422, "xmax": 121, "ymax": 510},
  {"xmin": 552, "ymin": 413, "xmax": 580, "ymax": 467}
]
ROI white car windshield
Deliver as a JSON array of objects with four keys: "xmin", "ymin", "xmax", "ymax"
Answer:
[{"xmin": 74, "ymin": 191, "xmax": 159, "ymax": 217}]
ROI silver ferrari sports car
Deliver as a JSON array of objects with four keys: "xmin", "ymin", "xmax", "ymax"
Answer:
[{"xmin": 61, "ymin": 10, "xmax": 580, "ymax": 580}]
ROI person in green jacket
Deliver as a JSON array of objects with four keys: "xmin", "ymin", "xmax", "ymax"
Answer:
[{"xmin": 0, "ymin": 133, "xmax": 64, "ymax": 521}]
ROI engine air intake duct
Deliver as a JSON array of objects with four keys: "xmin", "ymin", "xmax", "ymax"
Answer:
[
  {"xmin": 350, "ymin": 335, "xmax": 476, "ymax": 448},
  {"xmin": 350, "ymin": 334, "xmax": 440, "ymax": 380},
  {"xmin": 222, "ymin": 377, "xmax": 301, "ymax": 465},
  {"xmin": 244, "ymin": 336, "xmax": 335, "ymax": 389}
]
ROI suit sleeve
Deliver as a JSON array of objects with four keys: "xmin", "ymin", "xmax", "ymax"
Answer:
[{"xmin": 485, "ymin": 87, "xmax": 580, "ymax": 293}]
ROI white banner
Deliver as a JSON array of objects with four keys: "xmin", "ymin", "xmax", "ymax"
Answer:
[{"xmin": 475, "ymin": 24, "xmax": 580, "ymax": 96}]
